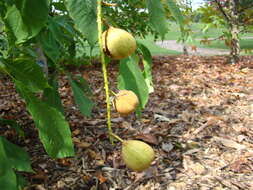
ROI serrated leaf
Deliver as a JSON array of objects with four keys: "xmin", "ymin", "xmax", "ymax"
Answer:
[
  {"xmin": 15, "ymin": 82, "xmax": 74, "ymax": 158},
  {"xmin": 48, "ymin": 16, "xmax": 73, "ymax": 45},
  {"xmin": 0, "ymin": 118, "xmax": 25, "ymax": 137},
  {"xmin": 53, "ymin": 15, "xmax": 76, "ymax": 36},
  {"xmin": 69, "ymin": 76, "xmax": 94, "ymax": 117},
  {"xmin": 76, "ymin": 75, "xmax": 93, "ymax": 96},
  {"xmin": 16, "ymin": 174, "xmax": 27, "ymax": 190},
  {"xmin": 117, "ymin": 55, "xmax": 149, "ymax": 109},
  {"xmin": 48, "ymin": 17, "xmax": 66, "ymax": 43},
  {"xmin": 15, "ymin": 0, "xmax": 49, "ymax": 29},
  {"xmin": 65, "ymin": 0, "xmax": 98, "ymax": 46},
  {"xmin": 38, "ymin": 30, "xmax": 60, "ymax": 63},
  {"xmin": 4, "ymin": 57, "xmax": 49, "ymax": 92},
  {"xmin": 137, "ymin": 42, "xmax": 154, "ymax": 93},
  {"xmin": 0, "ymin": 137, "xmax": 12, "ymax": 176},
  {"xmin": 4, "ymin": 0, "xmax": 49, "ymax": 44},
  {"xmin": 0, "ymin": 166, "xmax": 17, "ymax": 190},
  {"xmin": 28, "ymin": 99, "xmax": 74, "ymax": 158},
  {"xmin": 166, "ymin": 0, "xmax": 184, "ymax": 29},
  {"xmin": 0, "ymin": 61, "xmax": 5, "ymax": 72},
  {"xmin": 0, "ymin": 137, "xmax": 33, "ymax": 172},
  {"xmin": 52, "ymin": 1, "xmax": 67, "ymax": 12},
  {"xmin": 0, "ymin": 137, "xmax": 30, "ymax": 190},
  {"xmin": 146, "ymin": 0, "xmax": 168, "ymax": 38},
  {"xmin": 4, "ymin": 5, "xmax": 33, "ymax": 44},
  {"xmin": 42, "ymin": 75, "xmax": 65, "ymax": 115}
]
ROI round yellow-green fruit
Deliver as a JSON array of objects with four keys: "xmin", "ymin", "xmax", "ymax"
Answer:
[
  {"xmin": 122, "ymin": 140, "xmax": 155, "ymax": 172},
  {"xmin": 114, "ymin": 90, "xmax": 139, "ymax": 116},
  {"xmin": 102, "ymin": 27, "xmax": 136, "ymax": 60}
]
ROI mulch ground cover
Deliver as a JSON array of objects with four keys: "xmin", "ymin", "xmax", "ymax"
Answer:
[{"xmin": 1, "ymin": 55, "xmax": 253, "ymax": 190}]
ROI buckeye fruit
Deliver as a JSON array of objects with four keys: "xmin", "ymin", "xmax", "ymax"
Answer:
[
  {"xmin": 114, "ymin": 90, "xmax": 139, "ymax": 116},
  {"xmin": 102, "ymin": 27, "xmax": 136, "ymax": 60},
  {"xmin": 122, "ymin": 140, "xmax": 155, "ymax": 172}
]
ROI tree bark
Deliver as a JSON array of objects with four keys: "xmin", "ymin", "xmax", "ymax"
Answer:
[
  {"xmin": 183, "ymin": 45, "xmax": 188, "ymax": 55},
  {"xmin": 228, "ymin": 0, "xmax": 240, "ymax": 64}
]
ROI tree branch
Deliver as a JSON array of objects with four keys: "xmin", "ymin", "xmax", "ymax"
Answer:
[
  {"xmin": 238, "ymin": 2, "xmax": 253, "ymax": 13},
  {"xmin": 214, "ymin": 0, "xmax": 231, "ymax": 24}
]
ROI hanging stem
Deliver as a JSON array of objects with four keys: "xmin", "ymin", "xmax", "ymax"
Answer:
[
  {"xmin": 97, "ymin": 0, "xmax": 113, "ymax": 144},
  {"xmin": 110, "ymin": 90, "xmax": 117, "ymax": 96},
  {"xmin": 109, "ymin": 132, "xmax": 124, "ymax": 143}
]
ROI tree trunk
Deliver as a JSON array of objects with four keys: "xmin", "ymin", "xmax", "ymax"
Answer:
[
  {"xmin": 228, "ymin": 0, "xmax": 240, "ymax": 64},
  {"xmin": 36, "ymin": 45, "xmax": 48, "ymax": 76},
  {"xmin": 183, "ymin": 45, "xmax": 188, "ymax": 55}
]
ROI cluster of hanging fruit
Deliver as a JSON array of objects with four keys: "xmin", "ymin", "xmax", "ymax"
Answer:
[
  {"xmin": 102, "ymin": 26, "xmax": 155, "ymax": 172},
  {"xmin": 113, "ymin": 90, "xmax": 155, "ymax": 172}
]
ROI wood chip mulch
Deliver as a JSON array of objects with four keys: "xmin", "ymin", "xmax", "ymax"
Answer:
[{"xmin": 1, "ymin": 55, "xmax": 253, "ymax": 190}]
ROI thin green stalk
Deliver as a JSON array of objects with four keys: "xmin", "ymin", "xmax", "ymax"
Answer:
[
  {"xmin": 110, "ymin": 90, "xmax": 117, "ymax": 96},
  {"xmin": 97, "ymin": 0, "xmax": 113, "ymax": 143},
  {"xmin": 109, "ymin": 132, "xmax": 124, "ymax": 143}
]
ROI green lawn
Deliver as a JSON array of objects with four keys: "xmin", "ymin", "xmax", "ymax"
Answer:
[
  {"xmin": 167, "ymin": 22, "xmax": 253, "ymax": 39},
  {"xmin": 163, "ymin": 22, "xmax": 253, "ymax": 48}
]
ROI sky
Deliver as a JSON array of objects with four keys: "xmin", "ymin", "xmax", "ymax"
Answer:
[{"xmin": 192, "ymin": 0, "xmax": 205, "ymax": 10}]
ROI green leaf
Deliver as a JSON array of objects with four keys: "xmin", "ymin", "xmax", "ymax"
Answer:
[
  {"xmin": 76, "ymin": 75, "xmax": 93, "ymax": 96},
  {"xmin": 53, "ymin": 15, "xmax": 76, "ymax": 36},
  {"xmin": 15, "ymin": 0, "xmax": 49, "ymax": 28},
  {"xmin": 0, "ymin": 137, "xmax": 31, "ymax": 190},
  {"xmin": 48, "ymin": 16, "xmax": 72, "ymax": 45},
  {"xmin": 137, "ymin": 42, "xmax": 154, "ymax": 93},
  {"xmin": 0, "ymin": 118, "xmax": 25, "ymax": 137},
  {"xmin": 37, "ymin": 30, "xmax": 60, "ymax": 63},
  {"xmin": 166, "ymin": 0, "xmax": 184, "ymax": 29},
  {"xmin": 0, "ymin": 61, "xmax": 6, "ymax": 73},
  {"xmin": 42, "ymin": 75, "xmax": 65, "ymax": 115},
  {"xmin": 4, "ymin": 0, "xmax": 49, "ymax": 44},
  {"xmin": 16, "ymin": 174, "xmax": 27, "ymax": 190},
  {"xmin": 69, "ymin": 76, "xmax": 94, "ymax": 117},
  {"xmin": 146, "ymin": 0, "xmax": 168, "ymax": 38},
  {"xmin": 4, "ymin": 5, "xmax": 32, "ymax": 44},
  {"xmin": 4, "ymin": 57, "xmax": 49, "ymax": 92},
  {"xmin": 0, "ymin": 166, "xmax": 17, "ymax": 190},
  {"xmin": 28, "ymin": 98, "xmax": 74, "ymax": 158},
  {"xmin": 52, "ymin": 1, "xmax": 67, "ymax": 12},
  {"xmin": 15, "ymin": 82, "xmax": 74, "ymax": 158},
  {"xmin": 0, "ymin": 137, "xmax": 12, "ymax": 176},
  {"xmin": 0, "ymin": 137, "xmax": 33, "ymax": 172},
  {"xmin": 117, "ymin": 55, "xmax": 149, "ymax": 109},
  {"xmin": 48, "ymin": 17, "xmax": 66, "ymax": 44},
  {"xmin": 65, "ymin": 0, "xmax": 98, "ymax": 46}
]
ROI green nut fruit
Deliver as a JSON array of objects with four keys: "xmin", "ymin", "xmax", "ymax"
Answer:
[
  {"xmin": 114, "ymin": 90, "xmax": 139, "ymax": 116},
  {"xmin": 122, "ymin": 140, "xmax": 155, "ymax": 172},
  {"xmin": 102, "ymin": 27, "xmax": 136, "ymax": 60}
]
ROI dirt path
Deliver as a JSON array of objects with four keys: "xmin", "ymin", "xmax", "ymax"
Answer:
[{"xmin": 156, "ymin": 40, "xmax": 230, "ymax": 55}]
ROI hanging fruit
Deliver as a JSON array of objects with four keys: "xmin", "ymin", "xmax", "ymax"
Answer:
[
  {"xmin": 102, "ymin": 27, "xmax": 137, "ymax": 60},
  {"xmin": 114, "ymin": 90, "xmax": 139, "ymax": 116},
  {"xmin": 122, "ymin": 140, "xmax": 155, "ymax": 172}
]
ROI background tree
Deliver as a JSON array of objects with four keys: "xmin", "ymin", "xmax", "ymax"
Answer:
[
  {"xmin": 201, "ymin": 0, "xmax": 253, "ymax": 63},
  {"xmin": 176, "ymin": 0, "xmax": 195, "ymax": 54}
]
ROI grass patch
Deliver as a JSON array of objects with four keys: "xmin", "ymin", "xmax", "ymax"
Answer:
[{"xmin": 137, "ymin": 39, "xmax": 181, "ymax": 55}]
